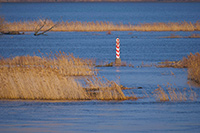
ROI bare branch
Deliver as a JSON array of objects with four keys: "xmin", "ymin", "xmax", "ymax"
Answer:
[
  {"xmin": 34, "ymin": 19, "xmax": 47, "ymax": 36},
  {"xmin": 36, "ymin": 22, "xmax": 59, "ymax": 36}
]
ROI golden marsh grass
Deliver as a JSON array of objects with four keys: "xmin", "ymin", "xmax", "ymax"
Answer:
[
  {"xmin": 0, "ymin": 51, "xmax": 198, "ymax": 101},
  {"xmin": 1, "ymin": 18, "xmax": 200, "ymax": 32},
  {"xmin": 0, "ymin": 51, "xmax": 136, "ymax": 100},
  {"xmin": 0, "ymin": 51, "xmax": 95, "ymax": 76},
  {"xmin": 184, "ymin": 52, "xmax": 200, "ymax": 84}
]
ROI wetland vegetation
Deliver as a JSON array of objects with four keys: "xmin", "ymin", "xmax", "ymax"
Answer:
[
  {"xmin": 0, "ymin": 51, "xmax": 199, "ymax": 101},
  {"xmin": 1, "ymin": 18, "xmax": 200, "ymax": 34}
]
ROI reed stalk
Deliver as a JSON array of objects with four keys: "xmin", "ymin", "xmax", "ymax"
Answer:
[{"xmin": 153, "ymin": 85, "xmax": 197, "ymax": 102}]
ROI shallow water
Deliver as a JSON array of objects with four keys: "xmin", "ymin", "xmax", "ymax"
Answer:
[
  {"xmin": 0, "ymin": 100, "xmax": 200, "ymax": 132},
  {"xmin": 1, "ymin": 2, "xmax": 200, "ymax": 132},
  {"xmin": 1, "ymin": 31, "xmax": 200, "ymax": 132},
  {"xmin": 1, "ymin": 31, "xmax": 200, "ymax": 62}
]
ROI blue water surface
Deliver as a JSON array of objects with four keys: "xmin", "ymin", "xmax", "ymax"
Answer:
[{"xmin": 0, "ymin": 2, "xmax": 200, "ymax": 23}]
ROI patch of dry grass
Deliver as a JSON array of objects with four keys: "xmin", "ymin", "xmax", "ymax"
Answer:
[
  {"xmin": 0, "ymin": 69, "xmax": 87, "ymax": 100},
  {"xmin": 157, "ymin": 60, "xmax": 183, "ymax": 68},
  {"xmin": 153, "ymin": 84, "xmax": 197, "ymax": 102},
  {"xmin": 0, "ymin": 67, "xmax": 128, "ymax": 100},
  {"xmin": 1, "ymin": 18, "xmax": 200, "ymax": 32},
  {"xmin": 0, "ymin": 51, "xmax": 136, "ymax": 100},
  {"xmin": 0, "ymin": 51, "xmax": 95, "ymax": 76},
  {"xmin": 185, "ymin": 53, "xmax": 200, "ymax": 84},
  {"xmin": 83, "ymin": 76, "xmax": 129, "ymax": 100}
]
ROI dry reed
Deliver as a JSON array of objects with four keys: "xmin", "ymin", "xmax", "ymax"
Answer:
[
  {"xmin": 1, "ymin": 18, "xmax": 200, "ymax": 32},
  {"xmin": 0, "ymin": 51, "xmax": 95, "ymax": 76},
  {"xmin": 83, "ymin": 76, "xmax": 129, "ymax": 100},
  {"xmin": 157, "ymin": 52, "xmax": 200, "ymax": 84},
  {"xmin": 153, "ymin": 84, "xmax": 197, "ymax": 102},
  {"xmin": 0, "ymin": 51, "xmax": 135, "ymax": 100},
  {"xmin": 184, "ymin": 52, "xmax": 200, "ymax": 84}
]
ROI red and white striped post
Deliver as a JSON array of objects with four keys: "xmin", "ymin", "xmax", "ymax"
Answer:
[
  {"xmin": 116, "ymin": 38, "xmax": 120, "ymax": 59},
  {"xmin": 115, "ymin": 37, "xmax": 121, "ymax": 66}
]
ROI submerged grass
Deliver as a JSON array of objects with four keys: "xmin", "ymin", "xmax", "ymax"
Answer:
[
  {"xmin": 1, "ymin": 18, "xmax": 200, "ymax": 32},
  {"xmin": 157, "ymin": 52, "xmax": 200, "ymax": 85},
  {"xmin": 153, "ymin": 84, "xmax": 197, "ymax": 102},
  {"xmin": 0, "ymin": 51, "xmax": 136, "ymax": 100},
  {"xmin": 160, "ymin": 33, "xmax": 200, "ymax": 38}
]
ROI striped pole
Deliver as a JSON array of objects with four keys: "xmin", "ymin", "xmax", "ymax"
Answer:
[
  {"xmin": 116, "ymin": 38, "xmax": 120, "ymax": 59},
  {"xmin": 115, "ymin": 37, "xmax": 121, "ymax": 66}
]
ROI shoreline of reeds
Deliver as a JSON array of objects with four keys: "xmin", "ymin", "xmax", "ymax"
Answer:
[{"xmin": 1, "ymin": 18, "xmax": 200, "ymax": 32}]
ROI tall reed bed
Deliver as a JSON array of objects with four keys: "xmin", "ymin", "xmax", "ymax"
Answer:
[
  {"xmin": 1, "ymin": 18, "xmax": 200, "ymax": 32},
  {"xmin": 0, "ymin": 69, "xmax": 127, "ymax": 100},
  {"xmin": 0, "ymin": 51, "xmax": 95, "ymax": 76},
  {"xmin": 0, "ymin": 51, "xmax": 133, "ymax": 100}
]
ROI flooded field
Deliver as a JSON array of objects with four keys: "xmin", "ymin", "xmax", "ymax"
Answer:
[
  {"xmin": 1, "ymin": 31, "xmax": 200, "ymax": 132},
  {"xmin": 1, "ymin": 2, "xmax": 200, "ymax": 132}
]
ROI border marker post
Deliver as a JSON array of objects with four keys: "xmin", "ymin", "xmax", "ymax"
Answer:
[{"xmin": 115, "ymin": 37, "xmax": 121, "ymax": 66}]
